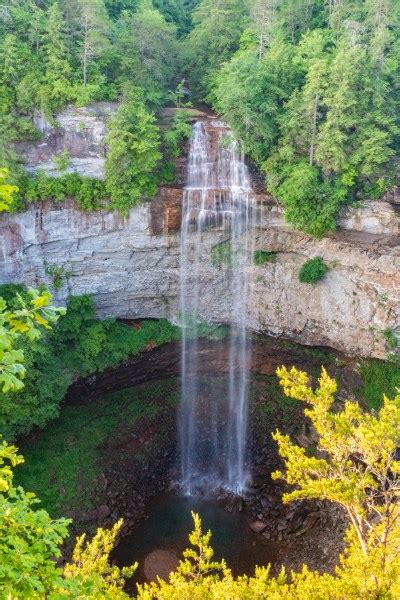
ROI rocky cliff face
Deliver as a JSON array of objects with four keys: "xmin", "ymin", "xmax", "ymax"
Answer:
[
  {"xmin": 14, "ymin": 103, "xmax": 118, "ymax": 178},
  {"xmin": 0, "ymin": 195, "xmax": 398, "ymax": 359},
  {"xmin": 1, "ymin": 105, "xmax": 399, "ymax": 359}
]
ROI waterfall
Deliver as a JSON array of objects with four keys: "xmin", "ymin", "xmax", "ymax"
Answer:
[{"xmin": 179, "ymin": 119, "xmax": 255, "ymax": 496}]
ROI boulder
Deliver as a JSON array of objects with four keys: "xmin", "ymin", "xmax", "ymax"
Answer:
[{"xmin": 143, "ymin": 549, "xmax": 180, "ymax": 582}]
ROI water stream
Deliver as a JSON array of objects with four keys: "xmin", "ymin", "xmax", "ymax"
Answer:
[{"xmin": 180, "ymin": 119, "xmax": 255, "ymax": 496}]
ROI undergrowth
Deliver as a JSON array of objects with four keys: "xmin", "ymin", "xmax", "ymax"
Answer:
[
  {"xmin": 359, "ymin": 359, "xmax": 400, "ymax": 411},
  {"xmin": 0, "ymin": 291, "xmax": 180, "ymax": 439},
  {"xmin": 15, "ymin": 380, "xmax": 178, "ymax": 517}
]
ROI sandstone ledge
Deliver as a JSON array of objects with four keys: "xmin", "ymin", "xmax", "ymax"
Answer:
[{"xmin": 0, "ymin": 196, "xmax": 398, "ymax": 359}]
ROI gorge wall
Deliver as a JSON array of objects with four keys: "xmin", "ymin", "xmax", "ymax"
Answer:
[
  {"xmin": 1, "ymin": 106, "xmax": 399, "ymax": 359},
  {"xmin": 1, "ymin": 195, "xmax": 398, "ymax": 359}
]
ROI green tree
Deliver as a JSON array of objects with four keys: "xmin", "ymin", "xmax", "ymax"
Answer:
[
  {"xmin": 0, "ymin": 289, "xmax": 65, "ymax": 393},
  {"xmin": 0, "ymin": 438, "xmax": 70, "ymax": 598},
  {"xmin": 273, "ymin": 365, "xmax": 400, "ymax": 597},
  {"xmin": 0, "ymin": 436, "xmax": 135, "ymax": 598},
  {"xmin": 214, "ymin": 38, "xmax": 301, "ymax": 163},
  {"xmin": 185, "ymin": 0, "xmax": 248, "ymax": 100},
  {"xmin": 41, "ymin": 2, "xmax": 73, "ymax": 114},
  {"xmin": 105, "ymin": 88, "xmax": 161, "ymax": 213},
  {"xmin": 114, "ymin": 3, "xmax": 180, "ymax": 106},
  {"xmin": 249, "ymin": 0, "xmax": 280, "ymax": 59},
  {"xmin": 78, "ymin": 0, "xmax": 111, "ymax": 87}
]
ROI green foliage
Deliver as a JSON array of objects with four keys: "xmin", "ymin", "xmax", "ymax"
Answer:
[
  {"xmin": 52, "ymin": 149, "xmax": 70, "ymax": 172},
  {"xmin": 298, "ymin": 257, "xmax": 328, "ymax": 284},
  {"xmin": 185, "ymin": 0, "xmax": 248, "ymax": 101},
  {"xmin": 0, "ymin": 438, "xmax": 134, "ymax": 598},
  {"xmin": 210, "ymin": 239, "xmax": 233, "ymax": 267},
  {"xmin": 113, "ymin": 5, "xmax": 181, "ymax": 108},
  {"xmin": 0, "ymin": 0, "xmax": 186, "ymax": 158},
  {"xmin": 383, "ymin": 328, "xmax": 399, "ymax": 351},
  {"xmin": 0, "ymin": 289, "xmax": 65, "ymax": 394},
  {"xmin": 158, "ymin": 109, "xmax": 192, "ymax": 184},
  {"xmin": 359, "ymin": 359, "xmax": 400, "ymax": 411},
  {"xmin": 268, "ymin": 161, "xmax": 347, "ymax": 237},
  {"xmin": 63, "ymin": 519, "xmax": 136, "ymax": 597},
  {"xmin": 163, "ymin": 110, "xmax": 192, "ymax": 159},
  {"xmin": 3, "ymin": 361, "xmax": 400, "ymax": 598},
  {"xmin": 26, "ymin": 171, "xmax": 107, "ymax": 211},
  {"xmin": 0, "ymin": 293, "xmax": 179, "ymax": 440},
  {"xmin": 0, "ymin": 438, "xmax": 71, "ymax": 598},
  {"xmin": 253, "ymin": 250, "xmax": 277, "ymax": 265},
  {"xmin": 16, "ymin": 380, "xmax": 177, "ymax": 517},
  {"xmin": 168, "ymin": 79, "xmax": 191, "ymax": 108},
  {"xmin": 273, "ymin": 366, "xmax": 400, "ymax": 597},
  {"xmin": 105, "ymin": 88, "xmax": 162, "ymax": 214},
  {"xmin": 0, "ymin": 168, "xmax": 18, "ymax": 212},
  {"xmin": 45, "ymin": 263, "xmax": 73, "ymax": 291},
  {"xmin": 0, "ymin": 284, "xmax": 29, "ymax": 307},
  {"xmin": 210, "ymin": 2, "xmax": 400, "ymax": 235}
]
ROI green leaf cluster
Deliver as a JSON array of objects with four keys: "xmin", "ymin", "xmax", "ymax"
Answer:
[
  {"xmin": 105, "ymin": 88, "xmax": 162, "ymax": 214},
  {"xmin": 253, "ymin": 250, "xmax": 277, "ymax": 265},
  {"xmin": 0, "ymin": 289, "xmax": 64, "ymax": 394},
  {"xmin": 25, "ymin": 171, "xmax": 107, "ymax": 211},
  {"xmin": 205, "ymin": 1, "xmax": 400, "ymax": 236},
  {"xmin": 298, "ymin": 256, "xmax": 328, "ymax": 284},
  {"xmin": 0, "ymin": 292, "xmax": 179, "ymax": 440}
]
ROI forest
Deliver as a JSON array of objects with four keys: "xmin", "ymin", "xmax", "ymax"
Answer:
[
  {"xmin": 1, "ymin": 0, "xmax": 399, "ymax": 233},
  {"xmin": 1, "ymin": 1, "xmax": 400, "ymax": 599}
]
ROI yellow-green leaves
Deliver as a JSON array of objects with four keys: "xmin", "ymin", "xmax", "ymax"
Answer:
[
  {"xmin": 63, "ymin": 519, "xmax": 136, "ymax": 597},
  {"xmin": 274, "ymin": 365, "xmax": 400, "ymax": 593},
  {"xmin": 0, "ymin": 168, "xmax": 18, "ymax": 213}
]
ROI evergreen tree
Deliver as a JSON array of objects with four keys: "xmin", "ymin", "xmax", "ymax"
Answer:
[
  {"xmin": 114, "ymin": 2, "xmax": 179, "ymax": 106},
  {"xmin": 40, "ymin": 3, "xmax": 73, "ymax": 114},
  {"xmin": 185, "ymin": 0, "xmax": 248, "ymax": 100},
  {"xmin": 105, "ymin": 88, "xmax": 162, "ymax": 213}
]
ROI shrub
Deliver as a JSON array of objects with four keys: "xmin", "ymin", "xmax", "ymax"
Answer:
[
  {"xmin": 383, "ymin": 328, "xmax": 398, "ymax": 351},
  {"xmin": 52, "ymin": 149, "xmax": 70, "ymax": 172},
  {"xmin": 359, "ymin": 359, "xmax": 400, "ymax": 411},
  {"xmin": 45, "ymin": 263, "xmax": 73, "ymax": 290},
  {"xmin": 0, "ymin": 283, "xmax": 29, "ymax": 307},
  {"xmin": 210, "ymin": 240, "xmax": 233, "ymax": 267},
  {"xmin": 26, "ymin": 172, "xmax": 107, "ymax": 211},
  {"xmin": 253, "ymin": 250, "xmax": 277, "ymax": 265},
  {"xmin": 163, "ymin": 110, "xmax": 192, "ymax": 159},
  {"xmin": 298, "ymin": 257, "xmax": 328, "ymax": 284}
]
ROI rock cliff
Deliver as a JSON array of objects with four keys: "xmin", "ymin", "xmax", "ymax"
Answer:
[
  {"xmin": 0, "ymin": 194, "xmax": 398, "ymax": 359},
  {"xmin": 1, "ymin": 105, "xmax": 399, "ymax": 359}
]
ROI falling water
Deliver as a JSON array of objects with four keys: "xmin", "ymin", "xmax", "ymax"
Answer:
[{"xmin": 180, "ymin": 119, "xmax": 255, "ymax": 496}]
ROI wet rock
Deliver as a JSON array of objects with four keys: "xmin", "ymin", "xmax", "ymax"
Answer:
[
  {"xmin": 97, "ymin": 504, "xmax": 110, "ymax": 521},
  {"xmin": 143, "ymin": 549, "xmax": 180, "ymax": 582},
  {"xmin": 295, "ymin": 512, "xmax": 320, "ymax": 536},
  {"xmin": 277, "ymin": 519, "xmax": 288, "ymax": 531},
  {"xmin": 250, "ymin": 520, "xmax": 268, "ymax": 534}
]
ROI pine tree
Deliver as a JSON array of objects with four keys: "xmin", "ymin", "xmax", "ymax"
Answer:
[
  {"xmin": 105, "ymin": 88, "xmax": 162, "ymax": 213},
  {"xmin": 41, "ymin": 3, "xmax": 73, "ymax": 114}
]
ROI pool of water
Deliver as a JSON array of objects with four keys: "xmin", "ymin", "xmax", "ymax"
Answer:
[{"xmin": 114, "ymin": 494, "xmax": 276, "ymax": 589}]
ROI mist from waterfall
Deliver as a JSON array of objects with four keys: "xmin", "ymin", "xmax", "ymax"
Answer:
[{"xmin": 179, "ymin": 119, "xmax": 255, "ymax": 497}]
